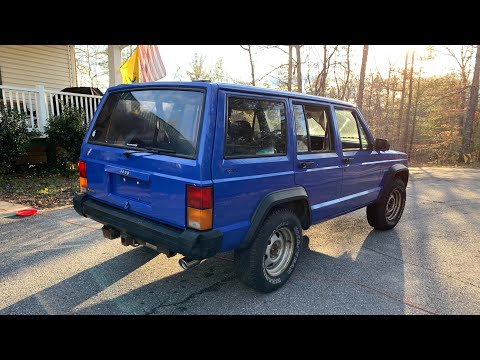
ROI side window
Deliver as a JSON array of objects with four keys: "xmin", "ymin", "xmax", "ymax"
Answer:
[
  {"xmin": 358, "ymin": 119, "xmax": 370, "ymax": 149},
  {"xmin": 293, "ymin": 103, "xmax": 334, "ymax": 152},
  {"xmin": 335, "ymin": 109, "xmax": 371, "ymax": 151},
  {"xmin": 225, "ymin": 96, "xmax": 287, "ymax": 158},
  {"xmin": 293, "ymin": 105, "xmax": 308, "ymax": 152}
]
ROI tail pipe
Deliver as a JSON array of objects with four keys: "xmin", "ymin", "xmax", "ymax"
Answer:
[{"xmin": 179, "ymin": 257, "xmax": 204, "ymax": 270}]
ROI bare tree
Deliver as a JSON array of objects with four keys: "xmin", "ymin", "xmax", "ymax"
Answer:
[
  {"xmin": 383, "ymin": 67, "xmax": 392, "ymax": 138},
  {"xmin": 357, "ymin": 45, "xmax": 369, "ymax": 110},
  {"xmin": 408, "ymin": 69, "xmax": 422, "ymax": 156},
  {"xmin": 462, "ymin": 45, "xmax": 480, "ymax": 157},
  {"xmin": 402, "ymin": 50, "xmax": 415, "ymax": 152},
  {"xmin": 295, "ymin": 45, "xmax": 303, "ymax": 93},
  {"xmin": 395, "ymin": 50, "xmax": 409, "ymax": 148},
  {"xmin": 287, "ymin": 46, "xmax": 293, "ymax": 91},
  {"xmin": 443, "ymin": 45, "xmax": 474, "ymax": 129},
  {"xmin": 333, "ymin": 45, "xmax": 351, "ymax": 101},
  {"xmin": 75, "ymin": 45, "xmax": 108, "ymax": 88},
  {"xmin": 186, "ymin": 53, "xmax": 210, "ymax": 81},
  {"xmin": 308, "ymin": 45, "xmax": 338, "ymax": 96},
  {"xmin": 240, "ymin": 45, "xmax": 255, "ymax": 86}
]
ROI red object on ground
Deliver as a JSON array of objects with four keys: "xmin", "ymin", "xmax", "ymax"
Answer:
[{"xmin": 16, "ymin": 209, "xmax": 38, "ymax": 217}]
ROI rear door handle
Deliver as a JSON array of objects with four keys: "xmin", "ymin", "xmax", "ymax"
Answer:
[
  {"xmin": 342, "ymin": 158, "xmax": 353, "ymax": 165},
  {"xmin": 298, "ymin": 161, "xmax": 315, "ymax": 169}
]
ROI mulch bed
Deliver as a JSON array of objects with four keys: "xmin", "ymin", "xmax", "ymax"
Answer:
[{"xmin": 0, "ymin": 173, "xmax": 78, "ymax": 210}]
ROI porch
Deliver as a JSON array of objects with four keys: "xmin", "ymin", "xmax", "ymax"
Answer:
[{"xmin": 0, "ymin": 84, "xmax": 103, "ymax": 133}]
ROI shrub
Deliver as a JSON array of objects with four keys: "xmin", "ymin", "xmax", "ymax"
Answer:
[
  {"xmin": 0, "ymin": 106, "xmax": 32, "ymax": 174},
  {"xmin": 45, "ymin": 106, "xmax": 87, "ymax": 172}
]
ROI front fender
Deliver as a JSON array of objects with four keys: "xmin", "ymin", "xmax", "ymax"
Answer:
[{"xmin": 378, "ymin": 163, "xmax": 409, "ymax": 199}]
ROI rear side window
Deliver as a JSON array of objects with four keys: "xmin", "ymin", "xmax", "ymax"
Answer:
[
  {"xmin": 335, "ymin": 109, "xmax": 371, "ymax": 151},
  {"xmin": 88, "ymin": 89, "xmax": 204, "ymax": 158},
  {"xmin": 225, "ymin": 96, "xmax": 287, "ymax": 158},
  {"xmin": 293, "ymin": 103, "xmax": 335, "ymax": 153}
]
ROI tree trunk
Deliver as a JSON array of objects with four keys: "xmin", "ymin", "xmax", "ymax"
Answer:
[
  {"xmin": 287, "ymin": 46, "xmax": 293, "ymax": 91},
  {"xmin": 388, "ymin": 75, "xmax": 397, "ymax": 141},
  {"xmin": 408, "ymin": 69, "xmax": 422, "ymax": 157},
  {"xmin": 296, "ymin": 45, "xmax": 302, "ymax": 93},
  {"xmin": 403, "ymin": 51, "xmax": 415, "ymax": 152},
  {"xmin": 240, "ymin": 45, "xmax": 255, "ymax": 86},
  {"xmin": 395, "ymin": 51, "xmax": 409, "ymax": 149},
  {"xmin": 341, "ymin": 45, "xmax": 351, "ymax": 100},
  {"xmin": 462, "ymin": 45, "xmax": 480, "ymax": 157},
  {"xmin": 357, "ymin": 45, "xmax": 369, "ymax": 111},
  {"xmin": 383, "ymin": 68, "xmax": 392, "ymax": 139}
]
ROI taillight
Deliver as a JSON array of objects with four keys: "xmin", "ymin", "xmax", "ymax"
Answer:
[
  {"xmin": 78, "ymin": 160, "xmax": 86, "ymax": 178},
  {"xmin": 186, "ymin": 185, "xmax": 213, "ymax": 230},
  {"xmin": 187, "ymin": 186, "xmax": 213, "ymax": 209},
  {"xmin": 78, "ymin": 160, "xmax": 87, "ymax": 193}
]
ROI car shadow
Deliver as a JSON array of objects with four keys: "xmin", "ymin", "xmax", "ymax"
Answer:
[{"xmin": 0, "ymin": 246, "xmax": 159, "ymax": 315}]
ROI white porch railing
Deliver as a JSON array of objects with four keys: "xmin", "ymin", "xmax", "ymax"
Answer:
[{"xmin": 0, "ymin": 84, "xmax": 103, "ymax": 133}]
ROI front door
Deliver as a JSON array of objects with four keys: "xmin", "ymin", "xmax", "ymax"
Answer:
[
  {"xmin": 292, "ymin": 101, "xmax": 343, "ymax": 222},
  {"xmin": 334, "ymin": 107, "xmax": 383, "ymax": 211}
]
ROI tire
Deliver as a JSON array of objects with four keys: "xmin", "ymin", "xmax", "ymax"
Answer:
[
  {"xmin": 234, "ymin": 208, "xmax": 303, "ymax": 293},
  {"xmin": 367, "ymin": 178, "xmax": 406, "ymax": 230}
]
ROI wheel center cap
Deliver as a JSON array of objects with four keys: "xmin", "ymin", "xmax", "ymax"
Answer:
[{"xmin": 270, "ymin": 241, "xmax": 281, "ymax": 259}]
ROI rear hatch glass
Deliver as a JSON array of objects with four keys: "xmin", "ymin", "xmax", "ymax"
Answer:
[{"xmin": 88, "ymin": 89, "xmax": 204, "ymax": 158}]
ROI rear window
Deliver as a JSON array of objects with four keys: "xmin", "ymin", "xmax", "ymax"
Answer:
[{"xmin": 88, "ymin": 89, "xmax": 204, "ymax": 158}]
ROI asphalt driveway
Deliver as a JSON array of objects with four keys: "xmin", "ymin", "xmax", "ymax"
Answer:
[{"xmin": 1, "ymin": 167, "xmax": 480, "ymax": 315}]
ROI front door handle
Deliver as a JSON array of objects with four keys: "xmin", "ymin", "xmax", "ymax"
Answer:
[
  {"xmin": 298, "ymin": 161, "xmax": 315, "ymax": 169},
  {"xmin": 342, "ymin": 158, "xmax": 353, "ymax": 165}
]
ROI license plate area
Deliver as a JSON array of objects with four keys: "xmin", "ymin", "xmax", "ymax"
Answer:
[{"xmin": 110, "ymin": 174, "xmax": 151, "ymax": 204}]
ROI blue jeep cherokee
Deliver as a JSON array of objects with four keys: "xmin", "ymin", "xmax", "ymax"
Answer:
[{"xmin": 73, "ymin": 81, "xmax": 408, "ymax": 292}]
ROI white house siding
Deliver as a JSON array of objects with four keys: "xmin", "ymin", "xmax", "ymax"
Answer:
[{"xmin": 0, "ymin": 45, "xmax": 77, "ymax": 90}]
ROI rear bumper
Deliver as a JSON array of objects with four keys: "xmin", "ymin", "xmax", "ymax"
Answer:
[{"xmin": 73, "ymin": 193, "xmax": 223, "ymax": 259}]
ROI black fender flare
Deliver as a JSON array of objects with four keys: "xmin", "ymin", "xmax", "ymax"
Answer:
[
  {"xmin": 240, "ymin": 187, "xmax": 311, "ymax": 249},
  {"xmin": 378, "ymin": 163, "xmax": 409, "ymax": 199}
]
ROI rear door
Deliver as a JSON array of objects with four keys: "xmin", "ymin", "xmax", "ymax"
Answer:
[
  {"xmin": 211, "ymin": 91, "xmax": 294, "ymax": 249},
  {"xmin": 333, "ymin": 107, "xmax": 383, "ymax": 211},
  {"xmin": 292, "ymin": 101, "xmax": 343, "ymax": 222},
  {"xmin": 80, "ymin": 85, "xmax": 214, "ymax": 229}
]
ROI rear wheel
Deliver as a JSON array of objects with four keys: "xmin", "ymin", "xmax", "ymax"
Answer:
[
  {"xmin": 367, "ymin": 178, "xmax": 406, "ymax": 230},
  {"xmin": 234, "ymin": 208, "xmax": 302, "ymax": 293}
]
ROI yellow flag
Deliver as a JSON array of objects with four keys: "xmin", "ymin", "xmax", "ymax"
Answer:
[{"xmin": 120, "ymin": 48, "xmax": 139, "ymax": 83}]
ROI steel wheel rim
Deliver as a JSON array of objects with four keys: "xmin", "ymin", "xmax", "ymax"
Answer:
[
  {"xmin": 264, "ymin": 227, "xmax": 294, "ymax": 277},
  {"xmin": 386, "ymin": 188, "xmax": 402, "ymax": 222}
]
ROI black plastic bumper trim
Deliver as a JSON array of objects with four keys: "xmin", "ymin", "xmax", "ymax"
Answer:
[{"xmin": 73, "ymin": 193, "xmax": 222, "ymax": 259}]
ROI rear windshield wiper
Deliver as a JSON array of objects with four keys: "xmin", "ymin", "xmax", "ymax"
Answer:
[{"xmin": 123, "ymin": 147, "xmax": 175, "ymax": 158}]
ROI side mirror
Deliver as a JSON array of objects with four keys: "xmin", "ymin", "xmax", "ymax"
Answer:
[{"xmin": 374, "ymin": 138, "xmax": 390, "ymax": 151}]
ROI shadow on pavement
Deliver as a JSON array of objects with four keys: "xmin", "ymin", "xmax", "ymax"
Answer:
[{"xmin": 2, "ymin": 223, "xmax": 412, "ymax": 314}]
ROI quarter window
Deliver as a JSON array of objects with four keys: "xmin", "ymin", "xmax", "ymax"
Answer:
[
  {"xmin": 225, "ymin": 97, "xmax": 287, "ymax": 158},
  {"xmin": 293, "ymin": 104, "xmax": 334, "ymax": 152}
]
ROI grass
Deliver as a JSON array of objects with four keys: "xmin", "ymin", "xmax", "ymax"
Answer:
[{"xmin": 0, "ymin": 172, "xmax": 78, "ymax": 210}]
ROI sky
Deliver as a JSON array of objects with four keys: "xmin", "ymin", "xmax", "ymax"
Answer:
[
  {"xmin": 156, "ymin": 45, "xmax": 459, "ymax": 83},
  {"xmin": 77, "ymin": 45, "xmax": 463, "ymax": 91}
]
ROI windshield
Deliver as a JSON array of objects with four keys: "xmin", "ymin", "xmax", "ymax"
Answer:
[{"xmin": 88, "ymin": 89, "xmax": 204, "ymax": 158}]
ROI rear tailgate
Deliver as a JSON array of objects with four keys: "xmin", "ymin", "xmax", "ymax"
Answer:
[
  {"xmin": 80, "ymin": 84, "xmax": 215, "ymax": 229},
  {"xmin": 84, "ymin": 147, "xmax": 202, "ymax": 228}
]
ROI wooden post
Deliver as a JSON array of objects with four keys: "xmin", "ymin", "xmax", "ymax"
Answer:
[
  {"xmin": 36, "ymin": 84, "xmax": 47, "ymax": 134},
  {"xmin": 108, "ymin": 45, "xmax": 126, "ymax": 87}
]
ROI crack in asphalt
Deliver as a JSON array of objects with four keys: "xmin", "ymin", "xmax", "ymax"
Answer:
[
  {"xmin": 363, "ymin": 246, "xmax": 480, "ymax": 291},
  {"xmin": 144, "ymin": 275, "xmax": 236, "ymax": 315}
]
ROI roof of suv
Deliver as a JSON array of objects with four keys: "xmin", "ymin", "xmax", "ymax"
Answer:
[{"xmin": 107, "ymin": 81, "xmax": 356, "ymax": 108}]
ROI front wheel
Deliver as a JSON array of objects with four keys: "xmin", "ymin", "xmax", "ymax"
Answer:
[
  {"xmin": 367, "ymin": 178, "xmax": 406, "ymax": 230},
  {"xmin": 234, "ymin": 209, "xmax": 303, "ymax": 293}
]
